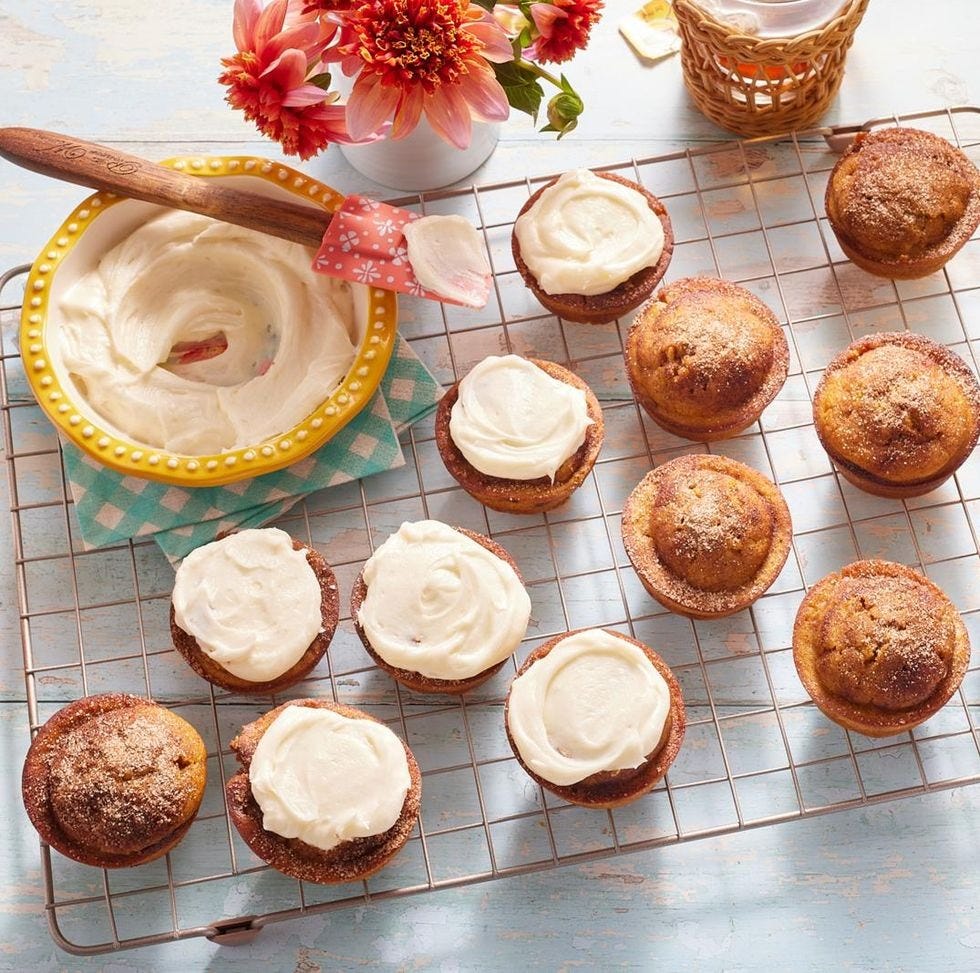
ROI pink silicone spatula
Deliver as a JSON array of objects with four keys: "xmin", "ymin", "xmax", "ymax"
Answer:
[{"xmin": 0, "ymin": 127, "xmax": 492, "ymax": 308}]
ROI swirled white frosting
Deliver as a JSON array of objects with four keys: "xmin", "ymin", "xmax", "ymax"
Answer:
[
  {"xmin": 358, "ymin": 520, "xmax": 530, "ymax": 681},
  {"xmin": 514, "ymin": 169, "xmax": 665, "ymax": 296},
  {"xmin": 55, "ymin": 210, "xmax": 359, "ymax": 453},
  {"xmin": 507, "ymin": 629, "xmax": 671, "ymax": 786},
  {"xmin": 449, "ymin": 355, "xmax": 592, "ymax": 481},
  {"xmin": 172, "ymin": 528, "xmax": 323, "ymax": 683},
  {"xmin": 249, "ymin": 705, "xmax": 410, "ymax": 852}
]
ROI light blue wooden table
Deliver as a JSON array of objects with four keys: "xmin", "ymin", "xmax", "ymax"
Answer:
[{"xmin": 3, "ymin": 1, "xmax": 980, "ymax": 969}]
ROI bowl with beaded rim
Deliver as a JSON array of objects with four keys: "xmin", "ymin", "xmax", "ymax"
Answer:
[{"xmin": 19, "ymin": 155, "xmax": 398, "ymax": 487}]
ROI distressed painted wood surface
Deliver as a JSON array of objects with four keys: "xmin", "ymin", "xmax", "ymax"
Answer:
[{"xmin": 3, "ymin": 0, "xmax": 980, "ymax": 969}]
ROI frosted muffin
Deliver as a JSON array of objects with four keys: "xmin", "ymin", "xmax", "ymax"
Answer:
[
  {"xmin": 813, "ymin": 332, "xmax": 980, "ymax": 498},
  {"xmin": 622, "ymin": 454, "xmax": 792, "ymax": 618},
  {"xmin": 22, "ymin": 693, "xmax": 207, "ymax": 868},
  {"xmin": 171, "ymin": 528, "xmax": 339, "ymax": 694},
  {"xmin": 225, "ymin": 698, "xmax": 421, "ymax": 884},
  {"xmin": 505, "ymin": 628, "xmax": 685, "ymax": 807},
  {"xmin": 825, "ymin": 127, "xmax": 980, "ymax": 279},
  {"xmin": 512, "ymin": 169, "xmax": 674, "ymax": 324},
  {"xmin": 626, "ymin": 277, "xmax": 789, "ymax": 441},
  {"xmin": 793, "ymin": 560, "xmax": 970, "ymax": 737},
  {"xmin": 352, "ymin": 520, "xmax": 531, "ymax": 694},
  {"xmin": 436, "ymin": 355, "xmax": 604, "ymax": 513}
]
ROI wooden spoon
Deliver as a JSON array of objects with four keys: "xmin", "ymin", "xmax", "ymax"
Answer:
[{"xmin": 0, "ymin": 127, "xmax": 329, "ymax": 248}]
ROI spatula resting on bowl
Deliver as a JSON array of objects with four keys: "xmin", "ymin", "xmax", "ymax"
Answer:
[{"xmin": 0, "ymin": 127, "xmax": 492, "ymax": 308}]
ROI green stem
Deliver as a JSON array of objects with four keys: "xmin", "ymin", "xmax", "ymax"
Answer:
[{"xmin": 516, "ymin": 58, "xmax": 563, "ymax": 90}]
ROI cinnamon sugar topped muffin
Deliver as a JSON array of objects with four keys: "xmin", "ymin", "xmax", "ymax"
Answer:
[
  {"xmin": 813, "ymin": 331, "xmax": 980, "ymax": 498},
  {"xmin": 626, "ymin": 277, "xmax": 789, "ymax": 441},
  {"xmin": 825, "ymin": 127, "xmax": 980, "ymax": 279},
  {"xmin": 622, "ymin": 454, "xmax": 792, "ymax": 618},
  {"xmin": 22, "ymin": 693, "xmax": 207, "ymax": 868},
  {"xmin": 793, "ymin": 560, "xmax": 970, "ymax": 737}
]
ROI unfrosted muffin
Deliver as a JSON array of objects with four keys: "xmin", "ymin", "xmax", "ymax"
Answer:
[
  {"xmin": 22, "ymin": 693, "xmax": 207, "ymax": 868},
  {"xmin": 626, "ymin": 277, "xmax": 789, "ymax": 441},
  {"xmin": 225, "ymin": 698, "xmax": 421, "ymax": 884},
  {"xmin": 793, "ymin": 560, "xmax": 970, "ymax": 737},
  {"xmin": 512, "ymin": 169, "xmax": 674, "ymax": 324},
  {"xmin": 170, "ymin": 528, "xmax": 339, "ymax": 694},
  {"xmin": 813, "ymin": 332, "xmax": 980, "ymax": 498},
  {"xmin": 504, "ymin": 628, "xmax": 685, "ymax": 808},
  {"xmin": 825, "ymin": 127, "xmax": 980, "ymax": 279},
  {"xmin": 436, "ymin": 355, "xmax": 604, "ymax": 513},
  {"xmin": 622, "ymin": 454, "xmax": 792, "ymax": 618},
  {"xmin": 351, "ymin": 520, "xmax": 531, "ymax": 694}
]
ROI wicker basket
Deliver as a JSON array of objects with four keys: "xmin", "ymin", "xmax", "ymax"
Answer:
[{"xmin": 673, "ymin": 0, "xmax": 870, "ymax": 136}]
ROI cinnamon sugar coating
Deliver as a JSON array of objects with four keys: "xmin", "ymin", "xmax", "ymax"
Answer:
[
  {"xmin": 503, "ymin": 628, "xmax": 686, "ymax": 808},
  {"xmin": 225, "ymin": 698, "xmax": 421, "ymax": 884},
  {"xmin": 435, "ymin": 358, "xmax": 604, "ymax": 514},
  {"xmin": 825, "ymin": 127, "xmax": 980, "ymax": 279},
  {"xmin": 170, "ymin": 537, "xmax": 339, "ymax": 694},
  {"xmin": 813, "ymin": 331, "xmax": 980, "ymax": 498},
  {"xmin": 22, "ymin": 693, "xmax": 207, "ymax": 867},
  {"xmin": 351, "ymin": 526, "xmax": 526, "ymax": 694},
  {"xmin": 622, "ymin": 454, "xmax": 792, "ymax": 618},
  {"xmin": 626, "ymin": 277, "xmax": 788, "ymax": 441},
  {"xmin": 793, "ymin": 560, "xmax": 970, "ymax": 737},
  {"xmin": 511, "ymin": 171, "xmax": 674, "ymax": 324}
]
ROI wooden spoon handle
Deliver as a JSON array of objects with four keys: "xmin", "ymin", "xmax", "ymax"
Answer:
[{"xmin": 0, "ymin": 127, "xmax": 330, "ymax": 249}]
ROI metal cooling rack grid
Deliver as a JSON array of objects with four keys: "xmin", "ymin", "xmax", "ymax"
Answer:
[{"xmin": 5, "ymin": 105, "xmax": 980, "ymax": 954}]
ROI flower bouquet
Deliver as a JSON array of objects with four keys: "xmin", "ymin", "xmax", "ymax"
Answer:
[{"xmin": 219, "ymin": 0, "xmax": 604, "ymax": 159}]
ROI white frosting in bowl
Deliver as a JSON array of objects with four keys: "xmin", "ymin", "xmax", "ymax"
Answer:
[
  {"xmin": 507, "ymin": 629, "xmax": 671, "ymax": 786},
  {"xmin": 249, "ymin": 705, "xmax": 410, "ymax": 852},
  {"xmin": 53, "ymin": 210, "xmax": 359, "ymax": 454},
  {"xmin": 358, "ymin": 520, "xmax": 530, "ymax": 681},
  {"xmin": 172, "ymin": 528, "xmax": 323, "ymax": 683},
  {"xmin": 514, "ymin": 169, "xmax": 665, "ymax": 297},
  {"xmin": 449, "ymin": 355, "xmax": 593, "ymax": 482}
]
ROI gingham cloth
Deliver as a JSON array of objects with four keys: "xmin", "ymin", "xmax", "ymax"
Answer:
[{"xmin": 62, "ymin": 336, "xmax": 441, "ymax": 561}]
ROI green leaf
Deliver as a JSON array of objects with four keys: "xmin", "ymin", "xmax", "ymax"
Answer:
[
  {"xmin": 307, "ymin": 72, "xmax": 333, "ymax": 91},
  {"xmin": 492, "ymin": 61, "xmax": 545, "ymax": 120}
]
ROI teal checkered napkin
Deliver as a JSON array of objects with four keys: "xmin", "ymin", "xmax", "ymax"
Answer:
[{"xmin": 62, "ymin": 335, "xmax": 441, "ymax": 561}]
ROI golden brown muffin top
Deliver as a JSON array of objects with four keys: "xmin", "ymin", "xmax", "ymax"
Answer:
[
  {"xmin": 621, "ymin": 453, "xmax": 792, "ymax": 617},
  {"xmin": 814, "ymin": 332, "xmax": 980, "ymax": 487},
  {"xmin": 827, "ymin": 128, "xmax": 980, "ymax": 262},
  {"xmin": 812, "ymin": 572, "xmax": 954, "ymax": 711},
  {"xmin": 48, "ymin": 706, "xmax": 203, "ymax": 855},
  {"xmin": 629, "ymin": 278, "xmax": 786, "ymax": 422}
]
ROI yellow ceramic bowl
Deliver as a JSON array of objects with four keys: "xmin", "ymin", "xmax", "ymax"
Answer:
[{"xmin": 20, "ymin": 156, "xmax": 398, "ymax": 487}]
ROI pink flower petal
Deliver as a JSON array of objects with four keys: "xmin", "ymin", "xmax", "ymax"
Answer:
[
  {"xmin": 261, "ymin": 49, "xmax": 308, "ymax": 91},
  {"xmin": 346, "ymin": 72, "xmax": 401, "ymax": 140},
  {"xmin": 390, "ymin": 85, "xmax": 425, "ymax": 140},
  {"xmin": 307, "ymin": 103, "xmax": 387, "ymax": 145},
  {"xmin": 457, "ymin": 66, "xmax": 510, "ymax": 123},
  {"xmin": 254, "ymin": 0, "xmax": 289, "ymax": 52},
  {"xmin": 232, "ymin": 0, "xmax": 263, "ymax": 51},
  {"xmin": 281, "ymin": 83, "xmax": 331, "ymax": 108},
  {"xmin": 465, "ymin": 21, "xmax": 515, "ymax": 63},
  {"xmin": 263, "ymin": 22, "xmax": 323, "ymax": 63},
  {"xmin": 424, "ymin": 86, "xmax": 473, "ymax": 150},
  {"xmin": 530, "ymin": 2, "xmax": 567, "ymax": 38}
]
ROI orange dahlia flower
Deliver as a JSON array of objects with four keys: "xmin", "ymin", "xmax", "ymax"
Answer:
[
  {"xmin": 341, "ymin": 0, "xmax": 514, "ymax": 150},
  {"xmin": 528, "ymin": 0, "xmax": 603, "ymax": 65}
]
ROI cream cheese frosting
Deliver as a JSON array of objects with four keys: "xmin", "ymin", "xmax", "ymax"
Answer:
[
  {"xmin": 514, "ymin": 169, "xmax": 665, "ymax": 296},
  {"xmin": 402, "ymin": 214, "xmax": 492, "ymax": 308},
  {"xmin": 358, "ymin": 520, "xmax": 530, "ymax": 681},
  {"xmin": 172, "ymin": 528, "xmax": 323, "ymax": 683},
  {"xmin": 507, "ymin": 629, "xmax": 671, "ymax": 786},
  {"xmin": 249, "ymin": 705, "xmax": 410, "ymax": 852},
  {"xmin": 54, "ymin": 209, "xmax": 360, "ymax": 454},
  {"xmin": 449, "ymin": 355, "xmax": 592, "ymax": 481}
]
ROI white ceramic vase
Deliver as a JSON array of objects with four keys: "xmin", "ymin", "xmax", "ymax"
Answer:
[{"xmin": 340, "ymin": 117, "xmax": 500, "ymax": 192}]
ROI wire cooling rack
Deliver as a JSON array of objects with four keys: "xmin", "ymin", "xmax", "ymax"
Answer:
[{"xmin": 4, "ymin": 106, "xmax": 980, "ymax": 955}]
